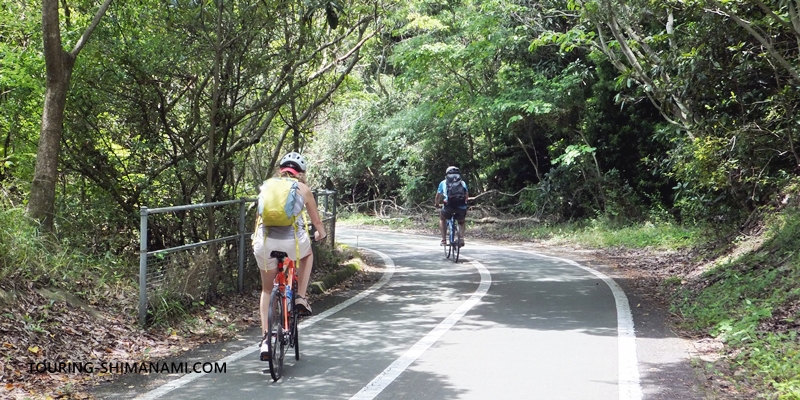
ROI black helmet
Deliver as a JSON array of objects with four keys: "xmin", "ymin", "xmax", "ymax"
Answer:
[{"xmin": 445, "ymin": 166, "xmax": 459, "ymax": 175}]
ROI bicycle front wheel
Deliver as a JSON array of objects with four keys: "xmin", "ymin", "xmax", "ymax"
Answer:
[
  {"xmin": 267, "ymin": 289, "xmax": 285, "ymax": 381},
  {"xmin": 452, "ymin": 222, "xmax": 460, "ymax": 263},
  {"xmin": 292, "ymin": 282, "xmax": 300, "ymax": 361}
]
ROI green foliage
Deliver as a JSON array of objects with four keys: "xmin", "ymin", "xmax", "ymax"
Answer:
[{"xmin": 0, "ymin": 0, "xmax": 44, "ymax": 184}]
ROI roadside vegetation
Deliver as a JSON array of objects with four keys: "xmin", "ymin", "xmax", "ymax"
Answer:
[{"xmin": 0, "ymin": 203, "xmax": 362, "ymax": 398}]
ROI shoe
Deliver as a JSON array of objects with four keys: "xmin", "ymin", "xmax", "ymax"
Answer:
[
  {"xmin": 440, "ymin": 239, "xmax": 446, "ymax": 246},
  {"xmin": 458, "ymin": 238, "xmax": 465, "ymax": 247},
  {"xmin": 259, "ymin": 333, "xmax": 270, "ymax": 361},
  {"xmin": 295, "ymin": 296, "xmax": 312, "ymax": 315}
]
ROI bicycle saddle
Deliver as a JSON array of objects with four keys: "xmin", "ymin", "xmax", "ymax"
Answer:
[{"xmin": 270, "ymin": 251, "xmax": 288, "ymax": 259}]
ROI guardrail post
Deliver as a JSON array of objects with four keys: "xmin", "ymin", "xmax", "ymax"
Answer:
[
  {"xmin": 238, "ymin": 198, "xmax": 245, "ymax": 293},
  {"xmin": 331, "ymin": 191, "xmax": 337, "ymax": 248},
  {"xmin": 139, "ymin": 207, "xmax": 148, "ymax": 327}
]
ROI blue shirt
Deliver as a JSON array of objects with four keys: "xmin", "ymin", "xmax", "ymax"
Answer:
[{"xmin": 437, "ymin": 179, "xmax": 468, "ymax": 209}]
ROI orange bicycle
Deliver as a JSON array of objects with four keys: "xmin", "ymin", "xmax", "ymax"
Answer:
[{"xmin": 263, "ymin": 250, "xmax": 300, "ymax": 381}]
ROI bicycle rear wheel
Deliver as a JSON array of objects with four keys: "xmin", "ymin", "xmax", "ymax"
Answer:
[{"xmin": 267, "ymin": 289, "xmax": 285, "ymax": 381}]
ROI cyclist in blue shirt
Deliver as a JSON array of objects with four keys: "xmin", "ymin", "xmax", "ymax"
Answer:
[{"xmin": 434, "ymin": 166, "xmax": 468, "ymax": 247}]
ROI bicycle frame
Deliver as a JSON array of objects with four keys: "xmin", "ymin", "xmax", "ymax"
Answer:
[
  {"xmin": 274, "ymin": 257, "xmax": 296, "ymax": 331},
  {"xmin": 274, "ymin": 257, "xmax": 295, "ymax": 329},
  {"xmin": 447, "ymin": 215, "xmax": 456, "ymax": 244}
]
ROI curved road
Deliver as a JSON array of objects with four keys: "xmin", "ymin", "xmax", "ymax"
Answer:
[{"xmin": 125, "ymin": 228, "xmax": 701, "ymax": 400}]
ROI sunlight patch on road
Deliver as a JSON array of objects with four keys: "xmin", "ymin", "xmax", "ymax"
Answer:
[
  {"xmin": 349, "ymin": 258, "xmax": 491, "ymax": 400},
  {"xmin": 513, "ymin": 248, "xmax": 643, "ymax": 400},
  {"xmin": 134, "ymin": 247, "xmax": 396, "ymax": 400}
]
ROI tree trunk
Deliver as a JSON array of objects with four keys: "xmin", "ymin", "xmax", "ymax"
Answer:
[
  {"xmin": 28, "ymin": 0, "xmax": 75, "ymax": 231},
  {"xmin": 27, "ymin": 0, "xmax": 112, "ymax": 231}
]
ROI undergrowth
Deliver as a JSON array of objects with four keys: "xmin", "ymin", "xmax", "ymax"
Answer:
[
  {"xmin": 673, "ymin": 207, "xmax": 800, "ymax": 398},
  {"xmin": 0, "ymin": 206, "xmax": 133, "ymax": 299}
]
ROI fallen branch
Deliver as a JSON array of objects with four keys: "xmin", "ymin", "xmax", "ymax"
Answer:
[
  {"xmin": 469, "ymin": 187, "xmax": 535, "ymax": 201},
  {"xmin": 473, "ymin": 216, "xmax": 541, "ymax": 224}
]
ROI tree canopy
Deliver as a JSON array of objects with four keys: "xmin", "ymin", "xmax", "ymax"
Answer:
[{"xmin": 1, "ymin": 0, "xmax": 799, "ymax": 235}]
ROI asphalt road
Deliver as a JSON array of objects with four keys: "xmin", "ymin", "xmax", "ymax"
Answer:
[{"xmin": 117, "ymin": 228, "xmax": 703, "ymax": 400}]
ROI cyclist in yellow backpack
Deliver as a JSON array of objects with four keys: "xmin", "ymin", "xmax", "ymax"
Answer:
[{"xmin": 253, "ymin": 152, "xmax": 327, "ymax": 342}]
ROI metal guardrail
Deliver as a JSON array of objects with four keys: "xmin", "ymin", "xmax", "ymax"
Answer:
[{"xmin": 138, "ymin": 190, "xmax": 336, "ymax": 326}]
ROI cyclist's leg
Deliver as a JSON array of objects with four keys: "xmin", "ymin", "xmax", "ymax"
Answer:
[
  {"xmin": 254, "ymin": 231, "xmax": 278, "ymax": 335},
  {"xmin": 456, "ymin": 208, "xmax": 467, "ymax": 246},
  {"xmin": 259, "ymin": 267, "xmax": 278, "ymax": 335},
  {"xmin": 293, "ymin": 238, "xmax": 314, "ymax": 314},
  {"xmin": 297, "ymin": 253, "xmax": 312, "ymax": 298}
]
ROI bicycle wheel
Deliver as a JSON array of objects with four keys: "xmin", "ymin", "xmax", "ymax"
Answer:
[
  {"xmin": 266, "ymin": 289, "xmax": 285, "ymax": 381},
  {"xmin": 292, "ymin": 282, "xmax": 300, "ymax": 361},
  {"xmin": 452, "ymin": 222, "xmax": 460, "ymax": 263},
  {"xmin": 445, "ymin": 219, "xmax": 453, "ymax": 259}
]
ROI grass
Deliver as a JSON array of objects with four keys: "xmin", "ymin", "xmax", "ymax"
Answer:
[
  {"xmin": 497, "ymin": 217, "xmax": 707, "ymax": 251},
  {"xmin": 337, "ymin": 212, "xmax": 417, "ymax": 230},
  {"xmin": 340, "ymin": 210, "xmax": 707, "ymax": 251},
  {"xmin": 544, "ymin": 221, "xmax": 701, "ymax": 250}
]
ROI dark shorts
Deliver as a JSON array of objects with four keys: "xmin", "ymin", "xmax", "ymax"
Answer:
[{"xmin": 440, "ymin": 205, "xmax": 466, "ymax": 221}]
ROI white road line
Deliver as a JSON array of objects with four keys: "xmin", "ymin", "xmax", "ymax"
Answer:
[
  {"xmin": 134, "ymin": 248, "xmax": 395, "ymax": 400},
  {"xmin": 513, "ymin": 249, "xmax": 642, "ymax": 400},
  {"xmin": 350, "ymin": 259, "xmax": 491, "ymax": 400}
]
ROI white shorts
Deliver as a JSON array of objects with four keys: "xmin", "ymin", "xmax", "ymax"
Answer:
[{"xmin": 252, "ymin": 227, "xmax": 312, "ymax": 271}]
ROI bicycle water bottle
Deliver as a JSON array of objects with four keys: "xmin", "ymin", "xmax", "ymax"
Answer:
[{"xmin": 285, "ymin": 284, "xmax": 293, "ymax": 312}]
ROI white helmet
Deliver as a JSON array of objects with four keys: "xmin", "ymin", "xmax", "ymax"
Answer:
[{"xmin": 279, "ymin": 152, "xmax": 307, "ymax": 172}]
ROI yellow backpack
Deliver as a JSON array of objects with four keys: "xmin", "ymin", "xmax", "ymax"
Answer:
[{"xmin": 256, "ymin": 177, "xmax": 304, "ymax": 227}]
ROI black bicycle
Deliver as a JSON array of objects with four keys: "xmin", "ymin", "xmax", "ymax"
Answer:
[{"xmin": 443, "ymin": 213, "xmax": 460, "ymax": 263}]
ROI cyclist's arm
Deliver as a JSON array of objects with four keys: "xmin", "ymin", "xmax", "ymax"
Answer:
[
  {"xmin": 434, "ymin": 192, "xmax": 443, "ymax": 207},
  {"xmin": 298, "ymin": 183, "xmax": 327, "ymax": 240}
]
